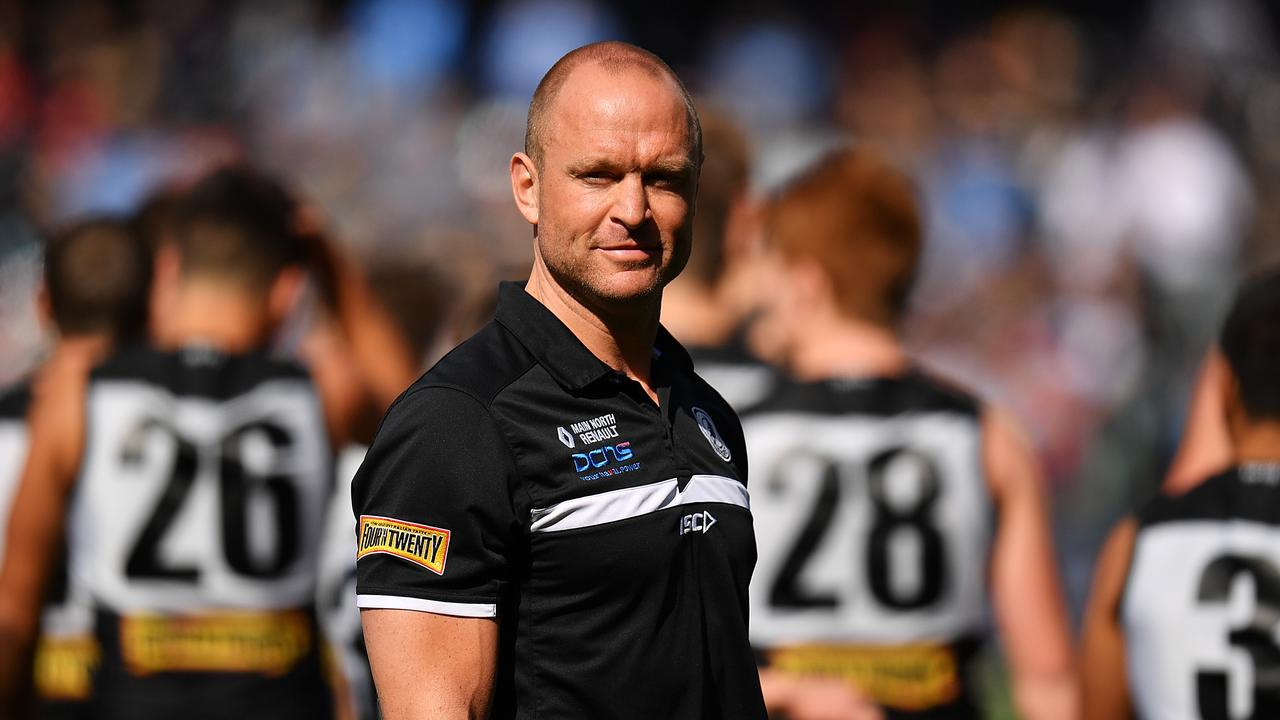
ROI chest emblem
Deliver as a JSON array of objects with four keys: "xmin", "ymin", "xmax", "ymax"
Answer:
[{"xmin": 692, "ymin": 406, "xmax": 732, "ymax": 462}]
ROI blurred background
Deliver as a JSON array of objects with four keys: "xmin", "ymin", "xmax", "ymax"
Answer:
[{"xmin": 0, "ymin": 0, "xmax": 1277, "ymax": 674}]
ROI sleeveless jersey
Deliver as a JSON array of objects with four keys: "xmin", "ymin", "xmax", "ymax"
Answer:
[
  {"xmin": 74, "ymin": 345, "xmax": 334, "ymax": 720},
  {"xmin": 1123, "ymin": 464, "xmax": 1280, "ymax": 720},
  {"xmin": 1, "ymin": 381, "xmax": 98, "ymax": 719},
  {"xmin": 740, "ymin": 372, "xmax": 991, "ymax": 719}
]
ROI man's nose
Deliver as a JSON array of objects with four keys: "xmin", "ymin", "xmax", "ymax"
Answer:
[{"xmin": 609, "ymin": 174, "xmax": 649, "ymax": 229}]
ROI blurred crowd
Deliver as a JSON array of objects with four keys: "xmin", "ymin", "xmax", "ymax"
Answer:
[{"xmin": 1, "ymin": 0, "xmax": 1279, "ymax": 612}]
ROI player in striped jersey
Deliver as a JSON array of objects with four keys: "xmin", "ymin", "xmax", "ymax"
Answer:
[
  {"xmin": 1082, "ymin": 269, "xmax": 1280, "ymax": 720},
  {"xmin": 0, "ymin": 167, "xmax": 415, "ymax": 719},
  {"xmin": 0, "ymin": 218, "xmax": 152, "ymax": 719},
  {"xmin": 742, "ymin": 146, "xmax": 1078, "ymax": 719}
]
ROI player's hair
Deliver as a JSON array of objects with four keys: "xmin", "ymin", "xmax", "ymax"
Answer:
[
  {"xmin": 686, "ymin": 107, "xmax": 749, "ymax": 289},
  {"xmin": 173, "ymin": 166, "xmax": 306, "ymax": 292},
  {"xmin": 44, "ymin": 218, "xmax": 152, "ymax": 341},
  {"xmin": 765, "ymin": 145, "xmax": 922, "ymax": 327},
  {"xmin": 1220, "ymin": 268, "xmax": 1280, "ymax": 421},
  {"xmin": 524, "ymin": 41, "xmax": 702, "ymax": 168}
]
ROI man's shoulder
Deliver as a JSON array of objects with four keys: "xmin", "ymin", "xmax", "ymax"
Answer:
[
  {"xmin": 738, "ymin": 367, "xmax": 981, "ymax": 420},
  {"xmin": 405, "ymin": 320, "xmax": 539, "ymax": 410}
]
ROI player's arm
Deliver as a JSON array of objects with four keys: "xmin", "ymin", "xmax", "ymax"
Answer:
[
  {"xmin": 301, "ymin": 227, "xmax": 419, "ymax": 447},
  {"xmin": 363, "ymin": 610, "xmax": 498, "ymax": 719},
  {"xmin": 983, "ymin": 408, "xmax": 1080, "ymax": 720},
  {"xmin": 1164, "ymin": 348, "xmax": 1232, "ymax": 494},
  {"xmin": 1079, "ymin": 518, "xmax": 1137, "ymax": 720},
  {"xmin": 352, "ymin": 386, "xmax": 519, "ymax": 718},
  {"xmin": 0, "ymin": 357, "xmax": 87, "ymax": 712}
]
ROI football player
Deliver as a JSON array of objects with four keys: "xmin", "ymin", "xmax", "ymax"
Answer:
[
  {"xmin": 0, "ymin": 167, "xmax": 415, "ymax": 719},
  {"xmin": 1081, "ymin": 269, "xmax": 1280, "ymax": 719},
  {"xmin": 0, "ymin": 218, "xmax": 151, "ymax": 718},
  {"xmin": 742, "ymin": 146, "xmax": 1078, "ymax": 720}
]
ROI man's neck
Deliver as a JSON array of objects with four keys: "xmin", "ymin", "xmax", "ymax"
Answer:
[
  {"xmin": 158, "ymin": 280, "xmax": 274, "ymax": 354},
  {"xmin": 1234, "ymin": 422, "xmax": 1280, "ymax": 465},
  {"xmin": 525, "ymin": 260, "xmax": 661, "ymax": 398},
  {"xmin": 787, "ymin": 311, "xmax": 910, "ymax": 382}
]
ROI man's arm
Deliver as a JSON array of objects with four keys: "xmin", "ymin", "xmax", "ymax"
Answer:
[
  {"xmin": 1164, "ymin": 348, "xmax": 1233, "ymax": 494},
  {"xmin": 1079, "ymin": 518, "xmax": 1137, "ymax": 720},
  {"xmin": 0, "ymin": 357, "xmax": 86, "ymax": 712},
  {"xmin": 983, "ymin": 408, "xmax": 1079, "ymax": 720},
  {"xmin": 362, "ymin": 610, "xmax": 498, "ymax": 720}
]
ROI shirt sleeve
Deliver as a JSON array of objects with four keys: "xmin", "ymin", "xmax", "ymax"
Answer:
[{"xmin": 352, "ymin": 385, "xmax": 520, "ymax": 618}]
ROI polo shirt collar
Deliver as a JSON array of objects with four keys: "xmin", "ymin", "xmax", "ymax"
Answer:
[{"xmin": 493, "ymin": 281, "xmax": 694, "ymax": 391}]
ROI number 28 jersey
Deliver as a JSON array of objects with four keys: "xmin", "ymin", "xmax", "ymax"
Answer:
[
  {"xmin": 73, "ymin": 345, "xmax": 334, "ymax": 719},
  {"xmin": 1123, "ymin": 464, "xmax": 1280, "ymax": 720},
  {"xmin": 740, "ymin": 372, "xmax": 991, "ymax": 718}
]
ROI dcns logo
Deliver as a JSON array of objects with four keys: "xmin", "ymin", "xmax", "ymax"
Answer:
[{"xmin": 572, "ymin": 442, "xmax": 634, "ymax": 472}]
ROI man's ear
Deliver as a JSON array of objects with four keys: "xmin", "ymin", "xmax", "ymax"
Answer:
[
  {"xmin": 510, "ymin": 152, "xmax": 539, "ymax": 226},
  {"xmin": 267, "ymin": 267, "xmax": 306, "ymax": 328}
]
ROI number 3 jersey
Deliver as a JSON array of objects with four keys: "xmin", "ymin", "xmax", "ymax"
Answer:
[
  {"xmin": 73, "ymin": 345, "xmax": 334, "ymax": 720},
  {"xmin": 739, "ymin": 372, "xmax": 992, "ymax": 718},
  {"xmin": 1122, "ymin": 463, "xmax": 1280, "ymax": 720}
]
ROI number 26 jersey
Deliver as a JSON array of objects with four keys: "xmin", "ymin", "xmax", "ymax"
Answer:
[
  {"xmin": 740, "ymin": 372, "xmax": 992, "ymax": 717},
  {"xmin": 73, "ymin": 345, "xmax": 334, "ymax": 719}
]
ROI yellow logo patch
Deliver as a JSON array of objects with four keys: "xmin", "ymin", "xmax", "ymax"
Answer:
[{"xmin": 357, "ymin": 515, "xmax": 451, "ymax": 575}]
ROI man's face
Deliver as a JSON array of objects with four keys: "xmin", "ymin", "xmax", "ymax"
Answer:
[{"xmin": 531, "ymin": 65, "xmax": 699, "ymax": 308}]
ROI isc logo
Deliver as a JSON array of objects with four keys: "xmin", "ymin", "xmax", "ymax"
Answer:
[
  {"xmin": 572, "ymin": 442, "xmax": 634, "ymax": 472},
  {"xmin": 679, "ymin": 510, "xmax": 716, "ymax": 536}
]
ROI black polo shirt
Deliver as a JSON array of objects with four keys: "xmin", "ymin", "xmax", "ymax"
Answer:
[{"xmin": 353, "ymin": 281, "xmax": 766, "ymax": 719}]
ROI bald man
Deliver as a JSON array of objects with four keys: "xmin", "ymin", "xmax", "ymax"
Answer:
[{"xmin": 353, "ymin": 42, "xmax": 769, "ymax": 719}]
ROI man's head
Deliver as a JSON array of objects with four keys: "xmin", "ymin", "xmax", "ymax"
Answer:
[
  {"xmin": 764, "ymin": 145, "xmax": 922, "ymax": 329},
  {"xmin": 1220, "ymin": 269, "xmax": 1280, "ymax": 432},
  {"xmin": 511, "ymin": 41, "xmax": 702, "ymax": 310},
  {"xmin": 171, "ymin": 166, "xmax": 306, "ymax": 294},
  {"xmin": 42, "ymin": 218, "xmax": 151, "ymax": 342}
]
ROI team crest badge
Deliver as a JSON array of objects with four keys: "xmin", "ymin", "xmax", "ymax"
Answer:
[{"xmin": 692, "ymin": 407, "xmax": 732, "ymax": 462}]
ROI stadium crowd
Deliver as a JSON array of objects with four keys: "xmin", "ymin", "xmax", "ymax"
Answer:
[{"xmin": 0, "ymin": 1, "xmax": 1277, "ymax": 718}]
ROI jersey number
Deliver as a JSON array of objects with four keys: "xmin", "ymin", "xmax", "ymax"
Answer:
[
  {"xmin": 1196, "ymin": 554, "xmax": 1280, "ymax": 720},
  {"xmin": 769, "ymin": 447, "xmax": 947, "ymax": 610},
  {"xmin": 120, "ymin": 419, "xmax": 300, "ymax": 581}
]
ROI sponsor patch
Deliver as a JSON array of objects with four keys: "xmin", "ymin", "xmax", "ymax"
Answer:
[
  {"xmin": 34, "ymin": 635, "xmax": 99, "ymax": 700},
  {"xmin": 357, "ymin": 515, "xmax": 451, "ymax": 575},
  {"xmin": 768, "ymin": 643, "xmax": 959, "ymax": 711},
  {"xmin": 120, "ymin": 610, "xmax": 312, "ymax": 676}
]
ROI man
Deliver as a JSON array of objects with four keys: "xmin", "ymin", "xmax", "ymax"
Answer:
[
  {"xmin": 0, "ymin": 167, "xmax": 416, "ymax": 719},
  {"xmin": 1081, "ymin": 269, "xmax": 1280, "ymax": 720},
  {"xmin": 0, "ymin": 218, "xmax": 152, "ymax": 719},
  {"xmin": 353, "ymin": 41, "xmax": 767, "ymax": 719},
  {"xmin": 742, "ymin": 146, "xmax": 1078, "ymax": 719}
]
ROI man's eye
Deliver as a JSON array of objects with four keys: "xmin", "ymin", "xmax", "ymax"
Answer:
[{"xmin": 579, "ymin": 172, "xmax": 615, "ymax": 184}]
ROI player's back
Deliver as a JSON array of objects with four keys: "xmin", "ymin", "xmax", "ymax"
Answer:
[
  {"xmin": 1123, "ymin": 464, "xmax": 1280, "ymax": 720},
  {"xmin": 741, "ymin": 370, "xmax": 991, "ymax": 719},
  {"xmin": 75, "ymin": 343, "xmax": 334, "ymax": 720}
]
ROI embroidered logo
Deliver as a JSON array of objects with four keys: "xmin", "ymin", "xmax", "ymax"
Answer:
[
  {"xmin": 692, "ymin": 406, "xmax": 732, "ymax": 462},
  {"xmin": 357, "ymin": 515, "xmax": 450, "ymax": 575},
  {"xmin": 557, "ymin": 426, "xmax": 575, "ymax": 448}
]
